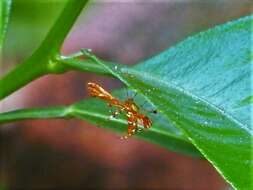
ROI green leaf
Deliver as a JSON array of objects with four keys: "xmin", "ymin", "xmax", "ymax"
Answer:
[
  {"xmin": 0, "ymin": 0, "xmax": 11, "ymax": 48},
  {"xmin": 82, "ymin": 15, "xmax": 253, "ymax": 189}
]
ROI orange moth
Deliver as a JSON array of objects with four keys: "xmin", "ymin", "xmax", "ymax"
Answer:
[{"xmin": 87, "ymin": 82, "xmax": 154, "ymax": 139}]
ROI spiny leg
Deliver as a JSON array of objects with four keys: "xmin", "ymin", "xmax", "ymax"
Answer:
[
  {"xmin": 140, "ymin": 114, "xmax": 152, "ymax": 129},
  {"xmin": 121, "ymin": 115, "xmax": 138, "ymax": 139},
  {"xmin": 107, "ymin": 106, "xmax": 125, "ymax": 122},
  {"xmin": 108, "ymin": 109, "xmax": 121, "ymax": 120}
]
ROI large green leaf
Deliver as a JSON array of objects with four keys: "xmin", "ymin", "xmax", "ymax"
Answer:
[{"xmin": 82, "ymin": 15, "xmax": 253, "ymax": 189}]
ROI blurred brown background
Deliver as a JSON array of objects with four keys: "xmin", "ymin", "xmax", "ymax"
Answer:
[{"xmin": 1, "ymin": 0, "xmax": 252, "ymax": 189}]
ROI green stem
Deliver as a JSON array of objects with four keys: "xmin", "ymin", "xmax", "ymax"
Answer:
[
  {"xmin": 0, "ymin": 56, "xmax": 48, "ymax": 100},
  {"xmin": 38, "ymin": 0, "xmax": 90, "ymax": 55},
  {"xmin": 0, "ymin": 0, "xmax": 89, "ymax": 101},
  {"xmin": 0, "ymin": 106, "xmax": 70, "ymax": 124}
]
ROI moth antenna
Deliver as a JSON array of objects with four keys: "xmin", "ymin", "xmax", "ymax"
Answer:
[
  {"xmin": 143, "ymin": 108, "xmax": 158, "ymax": 114},
  {"xmin": 131, "ymin": 90, "xmax": 138, "ymax": 99},
  {"xmin": 124, "ymin": 88, "xmax": 129, "ymax": 99},
  {"xmin": 139, "ymin": 101, "xmax": 148, "ymax": 109}
]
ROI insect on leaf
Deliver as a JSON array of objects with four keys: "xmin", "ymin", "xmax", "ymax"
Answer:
[{"xmin": 83, "ymin": 15, "xmax": 253, "ymax": 190}]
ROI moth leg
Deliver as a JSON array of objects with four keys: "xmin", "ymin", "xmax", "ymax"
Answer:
[
  {"xmin": 121, "ymin": 115, "xmax": 138, "ymax": 139},
  {"xmin": 108, "ymin": 110, "xmax": 120, "ymax": 120},
  {"xmin": 107, "ymin": 107, "xmax": 123, "ymax": 121},
  {"xmin": 139, "ymin": 114, "xmax": 152, "ymax": 129}
]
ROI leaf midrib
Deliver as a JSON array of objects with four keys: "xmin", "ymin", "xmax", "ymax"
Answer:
[{"xmin": 71, "ymin": 106, "xmax": 190, "ymax": 143}]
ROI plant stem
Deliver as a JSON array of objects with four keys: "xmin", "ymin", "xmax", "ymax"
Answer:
[
  {"xmin": 0, "ymin": 0, "xmax": 89, "ymax": 101},
  {"xmin": 38, "ymin": 0, "xmax": 90, "ymax": 55},
  {"xmin": 0, "ymin": 56, "xmax": 48, "ymax": 100}
]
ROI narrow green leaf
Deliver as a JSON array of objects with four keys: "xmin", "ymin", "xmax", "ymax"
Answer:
[
  {"xmin": 0, "ymin": 106, "xmax": 69, "ymax": 122},
  {"xmin": 0, "ymin": 93, "xmax": 201, "ymax": 157},
  {"xmin": 0, "ymin": 0, "xmax": 11, "ymax": 48},
  {"xmin": 82, "ymin": 15, "xmax": 253, "ymax": 189},
  {"xmin": 58, "ymin": 55, "xmax": 112, "ymax": 76}
]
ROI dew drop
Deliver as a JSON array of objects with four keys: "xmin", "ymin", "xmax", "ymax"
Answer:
[
  {"xmin": 114, "ymin": 65, "xmax": 118, "ymax": 70},
  {"xmin": 244, "ymin": 160, "xmax": 250, "ymax": 164},
  {"xmin": 220, "ymin": 108, "xmax": 225, "ymax": 114},
  {"xmin": 84, "ymin": 48, "xmax": 92, "ymax": 53},
  {"xmin": 195, "ymin": 100, "xmax": 200, "ymax": 104}
]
